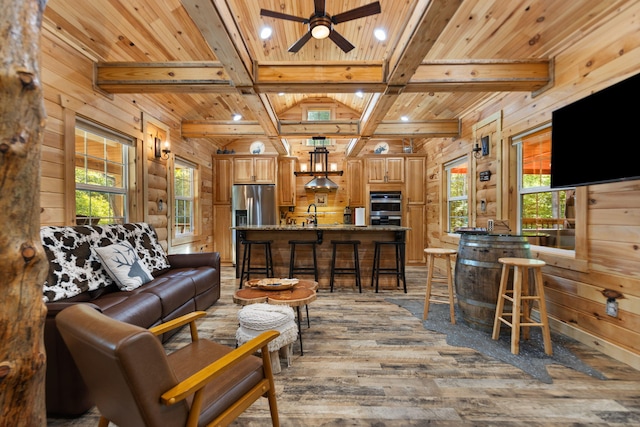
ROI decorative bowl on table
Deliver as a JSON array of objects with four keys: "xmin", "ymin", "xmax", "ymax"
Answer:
[{"xmin": 254, "ymin": 278, "xmax": 299, "ymax": 290}]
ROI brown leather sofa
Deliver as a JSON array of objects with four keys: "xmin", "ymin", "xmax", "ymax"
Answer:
[{"xmin": 41, "ymin": 223, "xmax": 221, "ymax": 416}]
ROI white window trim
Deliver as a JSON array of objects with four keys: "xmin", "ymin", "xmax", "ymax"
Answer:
[{"xmin": 513, "ymin": 124, "xmax": 581, "ymax": 258}]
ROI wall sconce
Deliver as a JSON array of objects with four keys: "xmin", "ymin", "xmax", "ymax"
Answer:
[
  {"xmin": 154, "ymin": 137, "xmax": 170, "ymax": 160},
  {"xmin": 330, "ymin": 163, "xmax": 338, "ymax": 171},
  {"xmin": 472, "ymin": 143, "xmax": 482, "ymax": 159},
  {"xmin": 473, "ymin": 135, "xmax": 489, "ymax": 159},
  {"xmin": 300, "ymin": 163, "xmax": 308, "ymax": 172}
]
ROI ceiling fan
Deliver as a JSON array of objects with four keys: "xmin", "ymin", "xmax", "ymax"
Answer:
[{"xmin": 260, "ymin": 0, "xmax": 381, "ymax": 53}]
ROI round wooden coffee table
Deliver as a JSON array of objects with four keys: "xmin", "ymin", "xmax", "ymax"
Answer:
[{"xmin": 233, "ymin": 279, "xmax": 318, "ymax": 355}]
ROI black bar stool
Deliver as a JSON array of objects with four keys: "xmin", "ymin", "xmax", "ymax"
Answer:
[
  {"xmin": 239, "ymin": 239, "xmax": 274, "ymax": 288},
  {"xmin": 288, "ymin": 239, "xmax": 318, "ymax": 327},
  {"xmin": 371, "ymin": 240, "xmax": 407, "ymax": 293},
  {"xmin": 330, "ymin": 240, "xmax": 362, "ymax": 293},
  {"xmin": 288, "ymin": 240, "xmax": 319, "ymax": 281}
]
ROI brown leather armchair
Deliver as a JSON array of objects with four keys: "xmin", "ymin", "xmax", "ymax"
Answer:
[{"xmin": 56, "ymin": 304, "xmax": 280, "ymax": 427}]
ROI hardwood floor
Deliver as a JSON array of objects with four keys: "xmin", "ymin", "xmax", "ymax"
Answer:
[{"xmin": 48, "ymin": 266, "xmax": 640, "ymax": 426}]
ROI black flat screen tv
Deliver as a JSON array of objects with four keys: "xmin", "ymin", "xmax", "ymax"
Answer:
[{"xmin": 550, "ymin": 72, "xmax": 640, "ymax": 188}]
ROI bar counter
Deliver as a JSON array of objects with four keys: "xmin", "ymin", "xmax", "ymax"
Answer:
[{"xmin": 233, "ymin": 224, "xmax": 410, "ymax": 291}]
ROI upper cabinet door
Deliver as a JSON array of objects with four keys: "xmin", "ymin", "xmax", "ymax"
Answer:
[
  {"xmin": 366, "ymin": 157, "xmax": 404, "ymax": 183},
  {"xmin": 233, "ymin": 156, "xmax": 276, "ymax": 183},
  {"xmin": 366, "ymin": 157, "xmax": 387, "ymax": 183},
  {"xmin": 233, "ymin": 157, "xmax": 254, "ymax": 183},
  {"xmin": 385, "ymin": 157, "xmax": 405, "ymax": 183},
  {"xmin": 253, "ymin": 157, "xmax": 276, "ymax": 183}
]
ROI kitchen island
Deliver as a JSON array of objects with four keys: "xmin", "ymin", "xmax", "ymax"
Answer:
[{"xmin": 233, "ymin": 224, "xmax": 410, "ymax": 291}]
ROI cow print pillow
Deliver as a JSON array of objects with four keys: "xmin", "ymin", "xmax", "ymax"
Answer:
[{"xmin": 41, "ymin": 222, "xmax": 170, "ymax": 302}]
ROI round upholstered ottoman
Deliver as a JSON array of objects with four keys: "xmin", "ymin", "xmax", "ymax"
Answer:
[{"xmin": 236, "ymin": 303, "xmax": 298, "ymax": 373}]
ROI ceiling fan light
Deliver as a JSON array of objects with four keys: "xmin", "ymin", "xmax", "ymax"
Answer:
[{"xmin": 311, "ymin": 23, "xmax": 330, "ymax": 39}]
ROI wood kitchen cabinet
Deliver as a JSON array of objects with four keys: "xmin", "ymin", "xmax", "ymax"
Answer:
[
  {"xmin": 366, "ymin": 156, "xmax": 404, "ymax": 183},
  {"xmin": 233, "ymin": 156, "xmax": 276, "ymax": 183},
  {"xmin": 212, "ymin": 204, "xmax": 233, "ymax": 264},
  {"xmin": 346, "ymin": 158, "xmax": 365, "ymax": 207},
  {"xmin": 405, "ymin": 204, "xmax": 426, "ymax": 265},
  {"xmin": 213, "ymin": 156, "xmax": 233, "ymax": 204},
  {"xmin": 278, "ymin": 157, "xmax": 296, "ymax": 206},
  {"xmin": 405, "ymin": 156, "xmax": 426, "ymax": 204}
]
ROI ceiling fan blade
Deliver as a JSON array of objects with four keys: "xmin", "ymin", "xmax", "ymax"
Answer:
[
  {"xmin": 332, "ymin": 1, "xmax": 381, "ymax": 24},
  {"xmin": 328, "ymin": 30, "xmax": 355, "ymax": 53},
  {"xmin": 260, "ymin": 9, "xmax": 308, "ymax": 23},
  {"xmin": 288, "ymin": 31, "xmax": 313, "ymax": 53},
  {"xmin": 314, "ymin": 0, "xmax": 326, "ymax": 16}
]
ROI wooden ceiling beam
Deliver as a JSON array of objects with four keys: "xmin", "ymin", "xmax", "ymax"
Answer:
[
  {"xmin": 351, "ymin": 0, "xmax": 463, "ymax": 157},
  {"xmin": 373, "ymin": 120, "xmax": 460, "ymax": 137},
  {"xmin": 94, "ymin": 62, "xmax": 234, "ymax": 93},
  {"xmin": 180, "ymin": 0, "xmax": 285, "ymax": 153},
  {"xmin": 278, "ymin": 121, "xmax": 360, "ymax": 137},
  {"xmin": 94, "ymin": 59, "xmax": 549, "ymax": 93},
  {"xmin": 406, "ymin": 60, "xmax": 551, "ymax": 92},
  {"xmin": 181, "ymin": 119, "xmax": 458, "ymax": 139},
  {"xmin": 181, "ymin": 121, "xmax": 265, "ymax": 138}
]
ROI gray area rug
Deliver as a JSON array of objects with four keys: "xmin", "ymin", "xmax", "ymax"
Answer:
[{"xmin": 387, "ymin": 298, "xmax": 608, "ymax": 384}]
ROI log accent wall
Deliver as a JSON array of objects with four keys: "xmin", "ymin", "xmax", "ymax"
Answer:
[{"xmin": 426, "ymin": 2, "xmax": 640, "ymax": 368}]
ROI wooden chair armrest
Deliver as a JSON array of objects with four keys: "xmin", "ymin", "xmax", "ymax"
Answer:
[
  {"xmin": 149, "ymin": 311, "xmax": 207, "ymax": 340},
  {"xmin": 160, "ymin": 330, "xmax": 280, "ymax": 405}
]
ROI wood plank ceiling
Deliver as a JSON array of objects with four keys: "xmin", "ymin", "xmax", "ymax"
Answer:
[{"xmin": 42, "ymin": 0, "xmax": 625, "ymax": 156}]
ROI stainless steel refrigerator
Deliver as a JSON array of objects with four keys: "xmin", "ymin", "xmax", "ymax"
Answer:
[{"xmin": 231, "ymin": 184, "xmax": 277, "ymax": 264}]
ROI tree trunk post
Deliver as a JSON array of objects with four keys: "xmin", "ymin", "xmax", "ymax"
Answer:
[{"xmin": 0, "ymin": 0, "xmax": 49, "ymax": 425}]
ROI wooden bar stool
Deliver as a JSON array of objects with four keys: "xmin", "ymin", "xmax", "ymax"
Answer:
[
  {"xmin": 239, "ymin": 239, "xmax": 274, "ymax": 288},
  {"xmin": 423, "ymin": 248, "xmax": 457, "ymax": 323},
  {"xmin": 330, "ymin": 240, "xmax": 362, "ymax": 293},
  {"xmin": 492, "ymin": 257, "xmax": 552, "ymax": 355}
]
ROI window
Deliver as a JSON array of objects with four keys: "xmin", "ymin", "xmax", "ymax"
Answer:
[
  {"xmin": 445, "ymin": 157, "xmax": 469, "ymax": 231},
  {"xmin": 174, "ymin": 158, "xmax": 197, "ymax": 236},
  {"xmin": 75, "ymin": 119, "xmax": 132, "ymax": 225},
  {"xmin": 515, "ymin": 126, "xmax": 576, "ymax": 250},
  {"xmin": 305, "ymin": 107, "xmax": 333, "ymax": 146}
]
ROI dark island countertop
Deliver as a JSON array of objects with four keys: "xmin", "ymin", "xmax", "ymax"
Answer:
[{"xmin": 232, "ymin": 224, "xmax": 410, "ymax": 231}]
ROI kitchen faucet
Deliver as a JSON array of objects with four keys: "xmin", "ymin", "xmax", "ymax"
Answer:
[{"xmin": 307, "ymin": 203, "xmax": 317, "ymax": 225}]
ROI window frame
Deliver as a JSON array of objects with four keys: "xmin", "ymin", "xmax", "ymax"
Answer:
[
  {"xmin": 171, "ymin": 157, "xmax": 200, "ymax": 245},
  {"xmin": 513, "ymin": 124, "xmax": 587, "ymax": 264},
  {"xmin": 444, "ymin": 156, "xmax": 470, "ymax": 233},
  {"xmin": 74, "ymin": 118, "xmax": 135, "ymax": 225}
]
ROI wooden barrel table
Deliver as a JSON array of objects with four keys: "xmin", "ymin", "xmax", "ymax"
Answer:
[{"xmin": 454, "ymin": 233, "xmax": 531, "ymax": 332}]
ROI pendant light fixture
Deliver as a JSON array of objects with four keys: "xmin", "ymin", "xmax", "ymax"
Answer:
[{"xmin": 294, "ymin": 142, "xmax": 342, "ymax": 191}]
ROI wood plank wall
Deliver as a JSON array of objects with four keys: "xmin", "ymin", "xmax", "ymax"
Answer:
[{"xmin": 425, "ymin": 2, "xmax": 640, "ymax": 368}]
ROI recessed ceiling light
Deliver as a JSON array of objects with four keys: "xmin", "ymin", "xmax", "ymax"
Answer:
[
  {"xmin": 355, "ymin": 91, "xmax": 364, "ymax": 98},
  {"xmin": 374, "ymin": 28, "xmax": 386, "ymax": 41},
  {"xmin": 233, "ymin": 114, "xmax": 242, "ymax": 121},
  {"xmin": 278, "ymin": 92, "xmax": 285, "ymax": 96},
  {"xmin": 401, "ymin": 116, "xmax": 409, "ymax": 122},
  {"xmin": 260, "ymin": 27, "xmax": 272, "ymax": 40}
]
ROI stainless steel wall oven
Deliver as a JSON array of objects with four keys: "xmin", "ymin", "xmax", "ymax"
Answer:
[{"xmin": 370, "ymin": 191, "xmax": 402, "ymax": 226}]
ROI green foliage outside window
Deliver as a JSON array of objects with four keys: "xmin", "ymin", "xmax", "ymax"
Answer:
[{"xmin": 174, "ymin": 164, "xmax": 194, "ymax": 235}]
